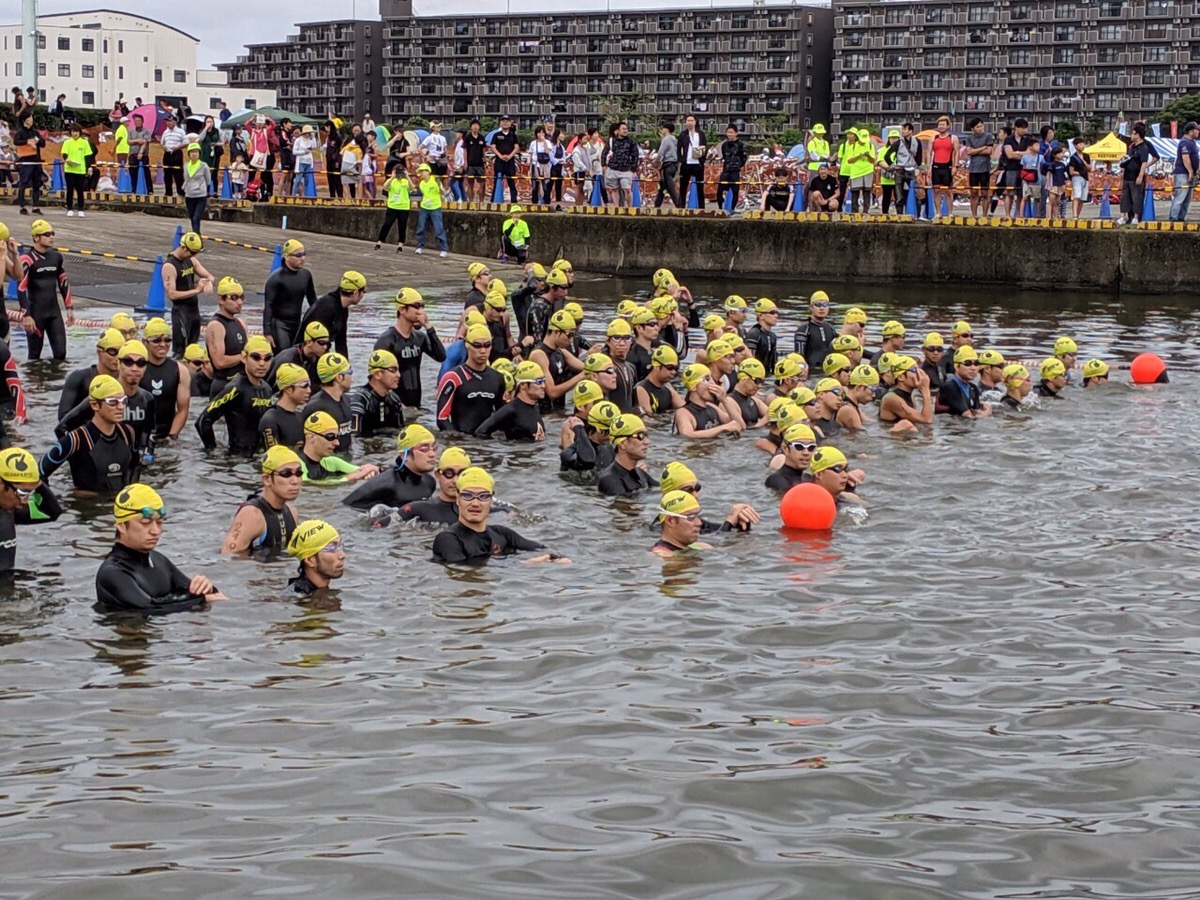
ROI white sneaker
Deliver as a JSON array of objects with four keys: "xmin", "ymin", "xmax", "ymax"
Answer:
[
  {"xmin": 439, "ymin": 251, "xmax": 448, "ymax": 258},
  {"xmin": 77, "ymin": 211, "xmax": 85, "ymax": 218},
  {"xmin": 67, "ymin": 210, "xmax": 74, "ymax": 217},
  {"xmin": 414, "ymin": 248, "xmax": 423, "ymax": 255}
]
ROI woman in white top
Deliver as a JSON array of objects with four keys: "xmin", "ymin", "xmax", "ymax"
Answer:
[
  {"xmin": 361, "ymin": 134, "xmax": 378, "ymax": 200},
  {"xmin": 570, "ymin": 132, "xmax": 590, "ymax": 206},
  {"xmin": 420, "ymin": 122, "xmax": 449, "ymax": 186},
  {"xmin": 529, "ymin": 125, "xmax": 554, "ymax": 205},
  {"xmin": 450, "ymin": 128, "xmax": 467, "ymax": 201},
  {"xmin": 290, "ymin": 125, "xmax": 318, "ymax": 196}
]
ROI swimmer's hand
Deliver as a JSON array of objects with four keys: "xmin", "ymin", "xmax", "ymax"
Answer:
[
  {"xmin": 725, "ymin": 503, "xmax": 760, "ymax": 529},
  {"xmin": 21, "ymin": 316, "xmax": 35, "ymax": 334},
  {"xmin": 189, "ymin": 575, "xmax": 217, "ymax": 596},
  {"xmin": 563, "ymin": 415, "xmax": 584, "ymax": 432},
  {"xmin": 722, "ymin": 419, "xmax": 743, "ymax": 434},
  {"xmin": 847, "ymin": 468, "xmax": 866, "ymax": 487},
  {"xmin": 348, "ymin": 463, "xmax": 380, "ymax": 482},
  {"xmin": 526, "ymin": 554, "xmax": 572, "ymax": 565}
]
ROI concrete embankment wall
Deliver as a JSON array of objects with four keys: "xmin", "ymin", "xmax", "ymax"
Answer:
[{"xmin": 165, "ymin": 200, "xmax": 1200, "ymax": 295}]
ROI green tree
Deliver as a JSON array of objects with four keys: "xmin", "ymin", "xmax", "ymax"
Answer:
[
  {"xmin": 1054, "ymin": 119, "xmax": 1081, "ymax": 140},
  {"xmin": 404, "ymin": 115, "xmax": 431, "ymax": 129},
  {"xmin": 590, "ymin": 91, "xmax": 652, "ymax": 132},
  {"xmin": 1159, "ymin": 93, "xmax": 1200, "ymax": 124}
]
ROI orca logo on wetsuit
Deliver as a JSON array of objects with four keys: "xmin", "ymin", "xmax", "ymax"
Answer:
[
  {"xmin": 108, "ymin": 463, "xmax": 122, "ymax": 474},
  {"xmin": 465, "ymin": 390, "xmax": 497, "ymax": 400}
]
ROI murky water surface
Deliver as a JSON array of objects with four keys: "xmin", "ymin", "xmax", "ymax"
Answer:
[{"xmin": 1, "ymin": 274, "xmax": 1198, "ymax": 898}]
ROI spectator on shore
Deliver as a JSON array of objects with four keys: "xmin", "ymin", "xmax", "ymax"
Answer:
[
  {"xmin": 126, "ymin": 113, "xmax": 153, "ymax": 195},
  {"xmin": 679, "ymin": 114, "xmax": 706, "ymax": 210},
  {"xmin": 962, "ymin": 117, "xmax": 994, "ymax": 218},
  {"xmin": 654, "ymin": 123, "xmax": 680, "ymax": 209},
  {"xmin": 607, "ymin": 122, "xmax": 638, "ymax": 208},
  {"xmin": 1170, "ymin": 122, "xmax": 1199, "ymax": 223},
  {"xmin": 1068, "ymin": 138, "xmax": 1091, "ymax": 219},
  {"xmin": 716, "ymin": 124, "xmax": 748, "ymax": 212},
  {"xmin": 808, "ymin": 163, "xmax": 840, "ymax": 213},
  {"xmin": 1119, "ymin": 123, "xmax": 1151, "ymax": 226}
]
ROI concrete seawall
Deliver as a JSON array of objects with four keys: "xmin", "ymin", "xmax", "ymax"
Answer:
[{"xmin": 236, "ymin": 203, "xmax": 1199, "ymax": 295}]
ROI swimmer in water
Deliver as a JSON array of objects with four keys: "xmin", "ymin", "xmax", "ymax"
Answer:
[
  {"xmin": 838, "ymin": 364, "xmax": 879, "ymax": 430},
  {"xmin": 475, "ymin": 360, "xmax": 547, "ymax": 441},
  {"xmin": 598, "ymin": 413, "xmax": 658, "ymax": 496},
  {"xmin": 764, "ymin": 423, "xmax": 818, "ymax": 492},
  {"xmin": 723, "ymin": 295, "xmax": 749, "ymax": 338},
  {"xmin": 1081, "ymin": 358, "xmax": 1109, "ymax": 387},
  {"xmin": 771, "ymin": 356, "xmax": 805, "ymax": 400},
  {"xmin": 878, "ymin": 355, "xmax": 933, "ymax": 431},
  {"xmin": 919, "ymin": 332, "xmax": 946, "ymax": 396},
  {"xmin": 398, "ymin": 447, "xmax": 472, "ymax": 525},
  {"xmin": 674, "ymin": 364, "xmax": 743, "ymax": 439},
  {"xmin": 939, "ymin": 346, "xmax": 992, "ymax": 418},
  {"xmin": 808, "ymin": 378, "xmax": 845, "ymax": 437},
  {"xmin": 95, "ymin": 483, "xmax": 226, "ymax": 614},
  {"xmin": 286, "ymin": 519, "xmax": 346, "ymax": 596},
  {"xmin": 1053, "ymin": 336, "xmax": 1079, "ymax": 379},
  {"xmin": 869, "ymin": 320, "xmax": 906, "ymax": 367},
  {"xmin": 822, "ymin": 352, "xmax": 854, "ymax": 388},
  {"xmin": 705, "ymin": 339, "xmax": 737, "ymax": 392},
  {"xmin": 221, "ymin": 445, "xmax": 302, "ymax": 555},
  {"xmin": 297, "ymin": 411, "xmax": 380, "ymax": 484},
  {"xmin": 1036, "ymin": 358, "xmax": 1068, "ymax": 398},
  {"xmin": 976, "ymin": 349, "xmax": 1007, "ymax": 403},
  {"xmin": 729, "ymin": 358, "xmax": 769, "ymax": 428},
  {"xmin": 1000, "ymin": 364, "xmax": 1032, "ymax": 407},
  {"xmin": 342, "ymin": 423, "xmax": 435, "ymax": 508},
  {"xmin": 757, "ymin": 396, "xmax": 807, "ymax": 455},
  {"xmin": 787, "ymin": 386, "xmax": 825, "ymax": 439},
  {"xmin": 634, "ymin": 345, "xmax": 685, "ymax": 416},
  {"xmin": 659, "ymin": 461, "xmax": 759, "ymax": 533},
  {"xmin": 810, "ymin": 446, "xmax": 863, "ymax": 506},
  {"xmin": 0, "ymin": 447, "xmax": 61, "ymax": 574},
  {"xmin": 840, "ymin": 306, "xmax": 867, "ymax": 340},
  {"xmin": 561, "ymin": 400, "xmax": 619, "ymax": 472},
  {"xmin": 941, "ymin": 320, "xmax": 974, "ymax": 376},
  {"xmin": 651, "ymin": 490, "xmax": 711, "ymax": 557},
  {"xmin": 432, "ymin": 466, "xmax": 566, "ymax": 564}
]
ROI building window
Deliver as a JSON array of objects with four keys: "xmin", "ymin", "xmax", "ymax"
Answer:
[
  {"xmin": 1053, "ymin": 1, "xmax": 1077, "ymax": 17},
  {"xmin": 963, "ymin": 94, "xmax": 987, "ymax": 111},
  {"xmin": 1007, "ymin": 92, "xmax": 1033, "ymax": 110},
  {"xmin": 552, "ymin": 59, "xmax": 567, "ymax": 73},
  {"xmin": 56, "ymin": 63, "xmax": 69, "ymax": 77},
  {"xmin": 1098, "ymin": 0, "xmax": 1124, "ymax": 14},
  {"xmin": 118, "ymin": 39, "xmax": 123, "ymax": 52},
  {"xmin": 1099, "ymin": 24, "xmax": 1123, "ymax": 40},
  {"xmin": 967, "ymin": 7, "xmax": 992, "ymax": 22},
  {"xmin": 884, "ymin": 31, "xmax": 906, "ymax": 47},
  {"xmin": 883, "ymin": 97, "xmax": 900, "ymax": 111},
  {"xmin": 1095, "ymin": 91, "xmax": 1120, "ymax": 109},
  {"xmin": 731, "ymin": 13, "xmax": 748, "ymax": 28},
  {"xmin": 1143, "ymin": 91, "xmax": 1166, "ymax": 108},
  {"xmin": 622, "ymin": 17, "xmax": 640, "ymax": 32},
  {"xmin": 922, "ymin": 72, "xmax": 944, "ymax": 89},
  {"xmin": 1011, "ymin": 3, "xmax": 1033, "ymax": 19},
  {"xmin": 695, "ymin": 15, "xmax": 712, "ymax": 30},
  {"xmin": 657, "ymin": 56, "xmax": 674, "ymax": 72},
  {"xmin": 925, "ymin": 7, "xmax": 946, "ymax": 23},
  {"xmin": 885, "ymin": 53, "xmax": 903, "ymax": 67},
  {"xmin": 364, "ymin": 62, "xmax": 371, "ymax": 74},
  {"xmin": 551, "ymin": 20, "xmax": 567, "ymax": 33},
  {"xmin": 519, "ymin": 58, "xmax": 534, "ymax": 73},
  {"xmin": 1097, "ymin": 47, "xmax": 1121, "ymax": 63},
  {"xmin": 552, "ymin": 38, "xmax": 568, "ymax": 53},
  {"xmin": 842, "ymin": 97, "xmax": 862, "ymax": 113},
  {"xmin": 621, "ymin": 57, "xmax": 639, "ymax": 72},
  {"xmin": 730, "ymin": 97, "xmax": 748, "ymax": 113},
  {"xmin": 659, "ymin": 15, "xmax": 676, "ymax": 30},
  {"xmin": 768, "ymin": 12, "xmax": 787, "ymax": 27},
  {"xmin": 965, "ymin": 72, "xmax": 989, "ymax": 88},
  {"xmin": 731, "ymin": 35, "xmax": 748, "ymax": 50},
  {"xmin": 967, "ymin": 49, "xmax": 987, "ymax": 66},
  {"xmin": 58, "ymin": 37, "xmax": 70, "ymax": 50},
  {"xmin": 693, "ymin": 76, "xmax": 710, "ymax": 91},
  {"xmin": 885, "ymin": 7, "xmax": 906, "ymax": 24},
  {"xmin": 1053, "ymin": 48, "xmax": 1076, "ymax": 64},
  {"xmin": 518, "ymin": 41, "xmax": 538, "ymax": 54},
  {"xmin": 729, "ymin": 76, "xmax": 747, "ymax": 91},
  {"xmin": 1143, "ymin": 68, "xmax": 1167, "ymax": 85},
  {"xmin": 882, "ymin": 73, "xmax": 902, "ymax": 89},
  {"xmin": 519, "ymin": 20, "xmax": 536, "ymax": 35},
  {"xmin": 588, "ymin": 37, "xmax": 605, "ymax": 52},
  {"xmin": 1145, "ymin": 22, "xmax": 1169, "ymax": 39},
  {"xmin": 364, "ymin": 24, "xmax": 371, "ymax": 36},
  {"xmin": 730, "ymin": 55, "xmax": 750, "ymax": 71},
  {"xmin": 155, "ymin": 68, "xmax": 163, "ymax": 82},
  {"xmin": 1146, "ymin": 0, "xmax": 1170, "ymax": 12},
  {"xmin": 1143, "ymin": 46, "xmax": 1168, "ymax": 62},
  {"xmin": 587, "ymin": 58, "xmax": 603, "ymax": 73},
  {"xmin": 694, "ymin": 36, "xmax": 711, "ymax": 50},
  {"xmin": 925, "ymin": 29, "xmax": 948, "ymax": 45},
  {"xmin": 174, "ymin": 70, "xmax": 187, "ymax": 83},
  {"xmin": 1010, "ymin": 28, "xmax": 1032, "ymax": 43},
  {"xmin": 694, "ymin": 56, "xmax": 711, "ymax": 71},
  {"xmin": 1051, "ymin": 73, "xmax": 1073, "ymax": 86},
  {"xmin": 925, "ymin": 51, "xmax": 950, "ymax": 67},
  {"xmin": 922, "ymin": 94, "xmax": 944, "ymax": 111},
  {"xmin": 81, "ymin": 37, "xmax": 94, "ymax": 51},
  {"xmin": 768, "ymin": 34, "xmax": 787, "ymax": 49},
  {"xmin": 363, "ymin": 80, "xmax": 371, "ymax": 93},
  {"xmin": 82, "ymin": 91, "xmax": 94, "ymax": 105},
  {"xmin": 845, "ymin": 31, "xmax": 864, "ymax": 47},
  {"xmin": 82, "ymin": 65, "xmax": 94, "ymax": 78},
  {"xmin": 486, "ymin": 22, "xmax": 500, "ymax": 35},
  {"xmin": 1053, "ymin": 26, "xmax": 1077, "ymax": 41}
]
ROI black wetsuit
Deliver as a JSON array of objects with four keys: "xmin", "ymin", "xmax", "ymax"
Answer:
[
  {"xmin": 608, "ymin": 358, "xmax": 638, "ymax": 414},
  {"xmin": 464, "ymin": 286, "xmax": 487, "ymax": 311},
  {"xmin": 17, "ymin": 247, "xmax": 71, "ymax": 360},
  {"xmin": 560, "ymin": 425, "xmax": 615, "ymax": 472},
  {"xmin": 519, "ymin": 294, "xmax": 553, "ymax": 346},
  {"xmin": 196, "ymin": 374, "xmax": 273, "ymax": 454},
  {"xmin": 435, "ymin": 363, "xmax": 506, "ymax": 434},
  {"xmin": 486, "ymin": 317, "xmax": 513, "ymax": 363},
  {"xmin": 298, "ymin": 291, "xmax": 351, "ymax": 356},
  {"xmin": 809, "ymin": 413, "xmax": 840, "ymax": 438},
  {"xmin": 349, "ymin": 384, "xmax": 405, "ymax": 437},
  {"xmin": 598, "ymin": 460, "xmax": 658, "ymax": 496},
  {"xmin": 342, "ymin": 461, "xmax": 435, "ymax": 510},
  {"xmin": 880, "ymin": 387, "xmax": 917, "ymax": 423},
  {"xmin": 302, "ymin": 390, "xmax": 353, "ymax": 455},
  {"xmin": 431, "ymin": 522, "xmax": 544, "ymax": 563},
  {"xmin": 0, "ymin": 484, "xmax": 62, "ymax": 573},
  {"xmin": 732, "ymin": 391, "xmax": 763, "ymax": 426},
  {"xmin": 1001, "ymin": 393, "xmax": 1022, "ymax": 409},
  {"xmin": 533, "ymin": 341, "xmax": 570, "ymax": 412},
  {"xmin": 745, "ymin": 324, "xmax": 778, "ymax": 374},
  {"xmin": 678, "ymin": 401, "xmax": 719, "ymax": 433},
  {"xmin": 41, "ymin": 421, "xmax": 139, "ymax": 493},
  {"xmin": 629, "ymin": 343, "xmax": 655, "ymax": 383},
  {"xmin": 374, "ymin": 324, "xmax": 447, "ymax": 406},
  {"xmin": 94, "ymin": 543, "xmax": 210, "ymax": 614},
  {"xmin": 765, "ymin": 465, "xmax": 814, "ymax": 493},
  {"xmin": 397, "ymin": 495, "xmax": 458, "ymax": 525},
  {"xmin": 59, "ymin": 364, "xmax": 100, "ymax": 419},
  {"xmin": 258, "ymin": 403, "xmax": 305, "ymax": 450},
  {"xmin": 287, "ymin": 568, "xmax": 319, "ymax": 596},
  {"xmin": 141, "ymin": 359, "xmax": 182, "ymax": 439},
  {"xmin": 191, "ymin": 368, "xmax": 213, "ymax": 398},
  {"xmin": 939, "ymin": 375, "xmax": 983, "ymax": 416},
  {"xmin": 1035, "ymin": 382, "xmax": 1063, "ymax": 399},
  {"xmin": 163, "ymin": 253, "xmax": 200, "ymax": 356},
  {"xmin": 208, "ymin": 314, "xmax": 248, "ymax": 398},
  {"xmin": 636, "ymin": 378, "xmax": 675, "ymax": 415},
  {"xmin": 57, "ymin": 389, "xmax": 157, "ymax": 459},
  {"xmin": 659, "ymin": 304, "xmax": 701, "ymax": 357},
  {"xmin": 475, "ymin": 397, "xmax": 544, "ymax": 441},
  {"xmin": 268, "ymin": 346, "xmax": 321, "ymax": 390},
  {"xmin": 237, "ymin": 492, "xmax": 297, "ymax": 556},
  {"xmin": 263, "ymin": 264, "xmax": 317, "ymax": 350},
  {"xmin": 794, "ymin": 318, "xmax": 837, "ymax": 371},
  {"xmin": 921, "ymin": 359, "xmax": 946, "ymax": 398}
]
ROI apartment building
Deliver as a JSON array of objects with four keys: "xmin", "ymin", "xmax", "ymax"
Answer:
[
  {"xmin": 832, "ymin": 0, "xmax": 1200, "ymax": 133},
  {"xmin": 379, "ymin": 2, "xmax": 835, "ymax": 138},
  {"xmin": 218, "ymin": 20, "xmax": 384, "ymax": 121}
]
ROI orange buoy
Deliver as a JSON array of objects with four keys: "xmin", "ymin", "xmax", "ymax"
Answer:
[
  {"xmin": 780, "ymin": 483, "xmax": 837, "ymax": 530},
  {"xmin": 1129, "ymin": 353, "xmax": 1168, "ymax": 385}
]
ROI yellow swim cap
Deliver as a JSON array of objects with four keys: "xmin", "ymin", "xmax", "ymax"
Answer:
[
  {"xmin": 783, "ymin": 422, "xmax": 817, "ymax": 444},
  {"xmin": 607, "ymin": 318, "xmax": 633, "ymax": 337},
  {"xmin": 658, "ymin": 489, "xmax": 701, "ymax": 520},
  {"xmin": 702, "ymin": 313, "xmax": 726, "ymax": 333},
  {"xmin": 143, "ymin": 317, "xmax": 171, "ymax": 339},
  {"xmin": 1040, "ymin": 358, "xmax": 1066, "ymax": 380},
  {"xmin": 0, "ymin": 222, "xmax": 9, "ymax": 242},
  {"xmin": 891, "ymin": 355, "xmax": 918, "ymax": 376},
  {"xmin": 89, "ymin": 374, "xmax": 124, "ymax": 401},
  {"xmin": 923, "ymin": 332, "xmax": 945, "ymax": 349},
  {"xmin": 282, "ymin": 238, "xmax": 305, "ymax": 256},
  {"xmin": 609, "ymin": 413, "xmax": 647, "ymax": 442},
  {"xmin": 546, "ymin": 268, "xmax": 569, "ymax": 288},
  {"xmin": 951, "ymin": 320, "xmax": 973, "ymax": 336},
  {"xmin": 303, "ymin": 320, "xmax": 330, "ymax": 341},
  {"xmin": 1003, "ymin": 364, "xmax": 1031, "ymax": 386},
  {"xmin": 755, "ymin": 297, "xmax": 778, "ymax": 314},
  {"xmin": 952, "ymin": 345, "xmax": 979, "ymax": 365},
  {"xmin": 681, "ymin": 363, "xmax": 711, "ymax": 392},
  {"xmin": 705, "ymin": 340, "xmax": 734, "ymax": 362},
  {"xmin": 774, "ymin": 357, "xmax": 804, "ymax": 381},
  {"xmin": 584, "ymin": 352, "xmax": 614, "ymax": 374},
  {"xmin": 274, "ymin": 363, "xmax": 310, "ymax": 388},
  {"xmin": 316, "ymin": 352, "xmax": 351, "ymax": 383},
  {"xmin": 217, "ymin": 276, "xmax": 243, "ymax": 297},
  {"xmin": 652, "ymin": 268, "xmax": 675, "ymax": 289},
  {"xmin": 549, "ymin": 310, "xmax": 575, "ymax": 332},
  {"xmin": 304, "ymin": 411, "xmax": 340, "ymax": 435},
  {"xmin": 1082, "ymin": 358, "xmax": 1109, "ymax": 378},
  {"xmin": 882, "ymin": 320, "xmax": 906, "ymax": 337},
  {"xmin": 660, "ymin": 461, "xmax": 697, "ymax": 494},
  {"xmin": 465, "ymin": 324, "xmax": 492, "ymax": 344},
  {"xmin": 0, "ymin": 448, "xmax": 39, "ymax": 484},
  {"xmin": 97, "ymin": 328, "xmax": 126, "ymax": 351},
  {"xmin": 1054, "ymin": 336, "xmax": 1078, "ymax": 357},
  {"xmin": 113, "ymin": 483, "xmax": 165, "ymax": 523},
  {"xmin": 456, "ymin": 466, "xmax": 495, "ymax": 493},
  {"xmin": 814, "ymin": 377, "xmax": 841, "ymax": 394},
  {"xmin": 180, "ymin": 231, "xmax": 203, "ymax": 252},
  {"xmin": 491, "ymin": 358, "xmax": 515, "ymax": 376},
  {"xmin": 630, "ymin": 307, "xmax": 656, "ymax": 327},
  {"xmin": 484, "ymin": 292, "xmax": 507, "ymax": 310},
  {"xmin": 394, "ymin": 287, "xmax": 423, "ymax": 308},
  {"xmin": 31, "ymin": 218, "xmax": 54, "ymax": 237},
  {"xmin": 439, "ymin": 447, "xmax": 471, "ymax": 470},
  {"xmin": 822, "ymin": 353, "xmax": 851, "ymax": 375},
  {"xmin": 832, "ymin": 334, "xmax": 861, "ymax": 353},
  {"xmin": 397, "ymin": 423, "xmax": 436, "ymax": 450},
  {"xmin": 467, "ymin": 262, "xmax": 490, "ymax": 280},
  {"xmin": 110, "ymin": 312, "xmax": 137, "ymax": 332},
  {"xmin": 488, "ymin": 277, "xmax": 508, "ymax": 297},
  {"xmin": 528, "ymin": 263, "xmax": 548, "ymax": 281},
  {"xmin": 263, "ymin": 445, "xmax": 302, "ymax": 474},
  {"xmin": 572, "ymin": 380, "xmax": 604, "ymax": 408},
  {"xmin": 977, "ymin": 348, "xmax": 1006, "ymax": 367},
  {"xmin": 564, "ymin": 301, "xmax": 584, "ymax": 323},
  {"xmin": 118, "ymin": 339, "xmax": 148, "ymax": 359},
  {"xmin": 287, "ymin": 519, "xmax": 340, "ymax": 560},
  {"xmin": 184, "ymin": 344, "xmax": 208, "ymax": 362},
  {"xmin": 552, "ymin": 258, "xmax": 573, "ymax": 272},
  {"xmin": 515, "ymin": 360, "xmax": 543, "ymax": 382},
  {"xmin": 810, "ymin": 446, "xmax": 848, "ymax": 474},
  {"xmin": 368, "ymin": 349, "xmax": 398, "ymax": 371},
  {"xmin": 724, "ymin": 294, "xmax": 747, "ymax": 311},
  {"xmin": 244, "ymin": 335, "xmax": 272, "ymax": 356},
  {"xmin": 843, "ymin": 307, "xmax": 868, "ymax": 324},
  {"xmin": 737, "ymin": 358, "xmax": 766, "ymax": 381},
  {"xmin": 648, "ymin": 297, "xmax": 677, "ymax": 319},
  {"xmin": 587, "ymin": 400, "xmax": 621, "ymax": 430},
  {"xmin": 809, "ymin": 290, "xmax": 830, "ymax": 304},
  {"xmin": 339, "ymin": 270, "xmax": 367, "ymax": 292},
  {"xmin": 651, "ymin": 345, "xmax": 679, "ymax": 368},
  {"xmin": 850, "ymin": 364, "xmax": 880, "ymax": 386}
]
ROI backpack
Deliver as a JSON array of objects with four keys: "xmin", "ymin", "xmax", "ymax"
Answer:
[{"xmin": 244, "ymin": 177, "xmax": 262, "ymax": 200}]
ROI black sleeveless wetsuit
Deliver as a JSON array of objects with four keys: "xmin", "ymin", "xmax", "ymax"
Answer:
[
  {"xmin": 636, "ymin": 378, "xmax": 675, "ymax": 415},
  {"xmin": 141, "ymin": 359, "xmax": 181, "ymax": 439},
  {"xmin": 475, "ymin": 397, "xmax": 544, "ymax": 441},
  {"xmin": 237, "ymin": 492, "xmax": 297, "ymax": 555},
  {"xmin": 302, "ymin": 390, "xmax": 354, "ymax": 456},
  {"xmin": 41, "ymin": 421, "xmax": 139, "ymax": 493},
  {"xmin": 679, "ymin": 401, "xmax": 719, "ymax": 433},
  {"xmin": 534, "ymin": 341, "xmax": 569, "ymax": 412},
  {"xmin": 209, "ymin": 313, "xmax": 248, "ymax": 398},
  {"xmin": 163, "ymin": 254, "xmax": 199, "ymax": 356}
]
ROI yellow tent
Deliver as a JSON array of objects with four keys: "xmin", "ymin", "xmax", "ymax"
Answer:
[{"xmin": 1087, "ymin": 132, "xmax": 1128, "ymax": 162}]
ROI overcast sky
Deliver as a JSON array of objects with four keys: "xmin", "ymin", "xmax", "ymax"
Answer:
[{"xmin": 36, "ymin": 0, "xmax": 829, "ymax": 67}]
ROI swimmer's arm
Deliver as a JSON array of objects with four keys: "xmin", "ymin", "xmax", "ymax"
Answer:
[
  {"xmin": 220, "ymin": 506, "xmax": 265, "ymax": 554},
  {"xmin": 674, "ymin": 408, "xmax": 738, "ymax": 439},
  {"xmin": 836, "ymin": 404, "xmax": 863, "ymax": 430},
  {"xmin": 15, "ymin": 482, "xmax": 62, "ymax": 525},
  {"xmin": 195, "ymin": 385, "xmax": 236, "ymax": 449},
  {"xmin": 320, "ymin": 456, "xmax": 361, "ymax": 476},
  {"xmin": 203, "ymin": 321, "xmax": 236, "ymax": 369},
  {"xmin": 170, "ymin": 362, "xmax": 191, "ymax": 439},
  {"xmin": 634, "ymin": 385, "xmax": 652, "ymax": 416}
]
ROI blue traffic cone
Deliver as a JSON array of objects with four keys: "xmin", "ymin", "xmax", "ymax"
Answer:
[
  {"xmin": 268, "ymin": 243, "xmax": 283, "ymax": 276},
  {"xmin": 723, "ymin": 183, "xmax": 734, "ymax": 213},
  {"xmin": 5, "ymin": 277, "xmax": 17, "ymax": 301},
  {"xmin": 50, "ymin": 158, "xmax": 65, "ymax": 193},
  {"xmin": 686, "ymin": 180, "xmax": 699, "ymax": 209},
  {"xmin": 1098, "ymin": 189, "xmax": 1112, "ymax": 220},
  {"xmin": 791, "ymin": 182, "xmax": 806, "ymax": 212},
  {"xmin": 1024, "ymin": 198, "xmax": 1035, "ymax": 218},
  {"xmin": 590, "ymin": 177, "xmax": 603, "ymax": 206},
  {"xmin": 221, "ymin": 168, "xmax": 233, "ymax": 200},
  {"xmin": 172, "ymin": 225, "xmax": 183, "ymax": 249},
  {"xmin": 940, "ymin": 195, "xmax": 950, "ymax": 217},
  {"xmin": 117, "ymin": 165, "xmax": 131, "ymax": 193},
  {"xmin": 139, "ymin": 256, "xmax": 166, "ymax": 313},
  {"xmin": 304, "ymin": 169, "xmax": 316, "ymax": 198},
  {"xmin": 154, "ymin": 163, "xmax": 163, "ymax": 185},
  {"xmin": 491, "ymin": 175, "xmax": 504, "ymax": 204},
  {"xmin": 925, "ymin": 189, "xmax": 935, "ymax": 219},
  {"xmin": 1142, "ymin": 184, "xmax": 1156, "ymax": 222},
  {"xmin": 905, "ymin": 184, "xmax": 919, "ymax": 217},
  {"xmin": 631, "ymin": 177, "xmax": 642, "ymax": 209},
  {"xmin": 846, "ymin": 189, "xmax": 855, "ymax": 212},
  {"xmin": 136, "ymin": 167, "xmax": 149, "ymax": 195}
]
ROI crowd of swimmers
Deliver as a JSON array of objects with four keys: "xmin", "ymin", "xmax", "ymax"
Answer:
[{"xmin": 0, "ymin": 215, "xmax": 1153, "ymax": 614}]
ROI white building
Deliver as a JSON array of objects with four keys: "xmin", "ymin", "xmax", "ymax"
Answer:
[{"xmin": 0, "ymin": 9, "xmax": 274, "ymax": 112}]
